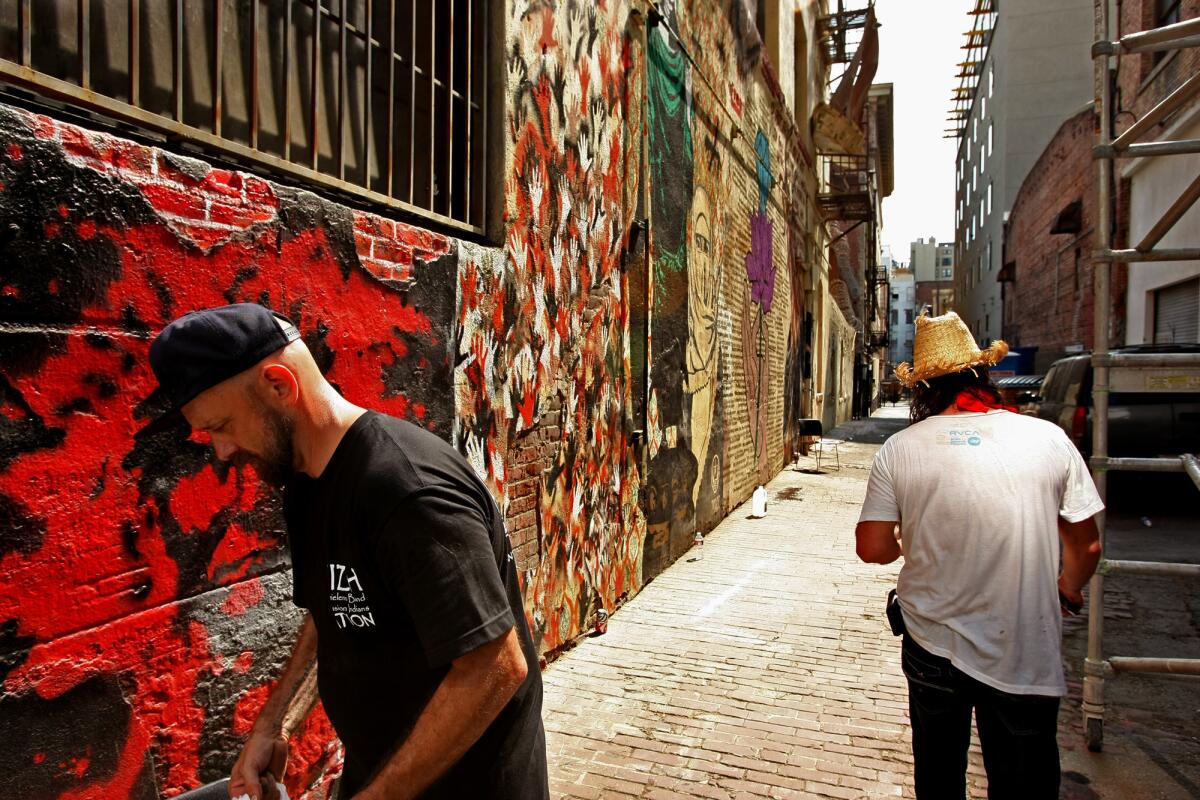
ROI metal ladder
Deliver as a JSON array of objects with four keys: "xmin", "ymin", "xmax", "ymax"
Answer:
[{"xmin": 1086, "ymin": 3, "xmax": 1200, "ymax": 751}]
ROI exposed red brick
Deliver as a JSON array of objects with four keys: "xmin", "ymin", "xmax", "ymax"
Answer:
[
  {"xmin": 110, "ymin": 140, "xmax": 154, "ymax": 174},
  {"xmin": 373, "ymin": 238, "xmax": 414, "ymax": 267},
  {"xmin": 59, "ymin": 125, "xmax": 112, "ymax": 163},
  {"xmin": 140, "ymin": 184, "xmax": 207, "ymax": 220},
  {"xmin": 354, "ymin": 232, "xmax": 375, "ymax": 259},
  {"xmin": 1005, "ymin": 108, "xmax": 1126, "ymax": 372},
  {"xmin": 207, "ymin": 201, "xmax": 276, "ymax": 228},
  {"xmin": 243, "ymin": 176, "xmax": 277, "ymax": 206},
  {"xmin": 201, "ymin": 168, "xmax": 244, "ymax": 199},
  {"xmin": 354, "ymin": 213, "xmax": 396, "ymax": 240}
]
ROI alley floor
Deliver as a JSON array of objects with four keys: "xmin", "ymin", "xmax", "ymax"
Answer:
[
  {"xmin": 542, "ymin": 406, "xmax": 923, "ymax": 800},
  {"xmin": 542, "ymin": 404, "xmax": 1200, "ymax": 800}
]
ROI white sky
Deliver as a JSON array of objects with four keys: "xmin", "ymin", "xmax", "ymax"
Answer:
[{"xmin": 873, "ymin": 0, "xmax": 968, "ymax": 263}]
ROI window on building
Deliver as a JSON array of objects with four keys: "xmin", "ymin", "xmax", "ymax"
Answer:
[
  {"xmin": 973, "ymin": 115, "xmax": 978, "ymax": 142},
  {"xmin": 987, "ymin": 182, "xmax": 993, "ymax": 215},
  {"xmin": 989, "ymin": 64, "xmax": 994, "ymax": 97},
  {"xmin": 1153, "ymin": 0, "xmax": 1182, "ymax": 65},
  {"xmin": 981, "ymin": 96, "xmax": 986, "ymax": 120},
  {"xmin": 757, "ymin": 0, "xmax": 781, "ymax": 68},
  {"xmin": 1157, "ymin": 0, "xmax": 1182, "ymax": 28},
  {"xmin": 1153, "ymin": 277, "xmax": 1200, "ymax": 343},
  {"xmin": 980, "ymin": 140, "xmax": 986, "ymax": 173},
  {"xmin": 988, "ymin": 121, "xmax": 994, "ymax": 156},
  {"xmin": 905, "ymin": 309, "xmax": 914, "ymax": 324},
  {"xmin": 891, "ymin": 309, "xmax": 899, "ymax": 325},
  {"xmin": 986, "ymin": 240, "xmax": 993, "ymax": 275},
  {"xmin": 793, "ymin": 8, "xmax": 809, "ymax": 129},
  {"xmin": 0, "ymin": 0, "xmax": 493, "ymax": 234}
]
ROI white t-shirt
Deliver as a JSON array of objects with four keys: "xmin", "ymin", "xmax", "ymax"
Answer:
[{"xmin": 859, "ymin": 410, "xmax": 1104, "ymax": 696}]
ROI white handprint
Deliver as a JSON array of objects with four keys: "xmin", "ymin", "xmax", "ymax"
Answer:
[
  {"xmin": 508, "ymin": 228, "xmax": 528, "ymax": 277},
  {"xmin": 571, "ymin": 483, "xmax": 585, "ymax": 523},
  {"xmin": 506, "ymin": 56, "xmax": 527, "ymax": 94},
  {"xmin": 482, "ymin": 329, "xmax": 497, "ymax": 389},
  {"xmin": 564, "ymin": 67, "xmax": 583, "ymax": 122},
  {"xmin": 491, "ymin": 443, "xmax": 505, "ymax": 486},
  {"xmin": 577, "ymin": 132, "xmax": 592, "ymax": 175},
  {"xmin": 558, "ymin": 177, "xmax": 573, "ymax": 237},
  {"xmin": 566, "ymin": 382, "xmax": 578, "ymax": 434},
  {"xmin": 465, "ymin": 434, "xmax": 487, "ymax": 482},
  {"xmin": 528, "ymin": 166, "xmax": 544, "ymax": 227}
]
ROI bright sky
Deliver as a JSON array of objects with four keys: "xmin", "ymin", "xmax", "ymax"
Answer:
[{"xmin": 873, "ymin": 0, "xmax": 968, "ymax": 263}]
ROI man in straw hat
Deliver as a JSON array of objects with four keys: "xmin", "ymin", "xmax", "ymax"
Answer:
[{"xmin": 854, "ymin": 311, "xmax": 1102, "ymax": 798}]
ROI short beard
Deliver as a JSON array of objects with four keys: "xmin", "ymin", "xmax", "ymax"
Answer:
[{"xmin": 236, "ymin": 400, "xmax": 296, "ymax": 488}]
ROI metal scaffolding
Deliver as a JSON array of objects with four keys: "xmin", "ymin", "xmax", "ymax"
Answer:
[
  {"xmin": 944, "ymin": 0, "xmax": 996, "ymax": 139},
  {"xmin": 1085, "ymin": 2, "xmax": 1200, "ymax": 751}
]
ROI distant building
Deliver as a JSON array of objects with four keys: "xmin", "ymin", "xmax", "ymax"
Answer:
[
  {"xmin": 888, "ymin": 263, "xmax": 916, "ymax": 368},
  {"xmin": 949, "ymin": 0, "xmax": 1095, "ymax": 345},
  {"xmin": 910, "ymin": 236, "xmax": 954, "ymax": 317}
]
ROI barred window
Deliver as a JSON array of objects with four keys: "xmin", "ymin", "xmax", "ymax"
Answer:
[{"xmin": 0, "ymin": 1, "xmax": 492, "ymax": 235}]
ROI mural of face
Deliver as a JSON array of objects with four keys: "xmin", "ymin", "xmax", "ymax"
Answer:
[{"xmin": 685, "ymin": 186, "xmax": 719, "ymax": 506}]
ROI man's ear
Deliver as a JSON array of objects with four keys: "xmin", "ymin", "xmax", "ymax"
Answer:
[{"xmin": 259, "ymin": 363, "xmax": 300, "ymax": 405}]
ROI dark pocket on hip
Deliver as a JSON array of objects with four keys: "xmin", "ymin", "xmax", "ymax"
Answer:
[{"xmin": 902, "ymin": 637, "xmax": 956, "ymax": 693}]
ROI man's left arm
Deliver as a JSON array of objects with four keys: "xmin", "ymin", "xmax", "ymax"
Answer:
[{"xmin": 353, "ymin": 627, "xmax": 528, "ymax": 800}]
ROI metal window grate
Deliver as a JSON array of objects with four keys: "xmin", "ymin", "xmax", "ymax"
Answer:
[{"xmin": 0, "ymin": 0, "xmax": 489, "ymax": 236}]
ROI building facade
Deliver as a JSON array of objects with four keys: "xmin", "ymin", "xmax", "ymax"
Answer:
[
  {"xmin": 888, "ymin": 263, "xmax": 916, "ymax": 368},
  {"xmin": 1001, "ymin": 0, "xmax": 1200, "ymax": 373},
  {"xmin": 951, "ymin": 0, "xmax": 1094, "ymax": 345},
  {"xmin": 1116, "ymin": 0, "xmax": 1200, "ymax": 344},
  {"xmin": 911, "ymin": 236, "xmax": 954, "ymax": 317},
  {"xmin": 0, "ymin": 1, "xmax": 890, "ymax": 797}
]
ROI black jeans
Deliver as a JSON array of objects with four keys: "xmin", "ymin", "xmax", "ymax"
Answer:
[{"xmin": 902, "ymin": 636, "xmax": 1061, "ymax": 800}]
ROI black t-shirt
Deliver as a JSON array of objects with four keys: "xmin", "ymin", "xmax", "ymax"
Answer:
[{"xmin": 283, "ymin": 412, "xmax": 548, "ymax": 799}]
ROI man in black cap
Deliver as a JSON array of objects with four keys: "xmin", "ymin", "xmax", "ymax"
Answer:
[{"xmin": 139, "ymin": 304, "xmax": 548, "ymax": 800}]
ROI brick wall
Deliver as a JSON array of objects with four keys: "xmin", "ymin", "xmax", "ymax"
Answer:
[
  {"xmin": 0, "ymin": 102, "xmax": 458, "ymax": 799},
  {"xmin": 1004, "ymin": 109, "xmax": 1108, "ymax": 372}
]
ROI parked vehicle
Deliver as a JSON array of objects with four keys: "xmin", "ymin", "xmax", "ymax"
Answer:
[
  {"xmin": 1035, "ymin": 344, "xmax": 1200, "ymax": 460},
  {"xmin": 995, "ymin": 374, "xmax": 1043, "ymax": 414}
]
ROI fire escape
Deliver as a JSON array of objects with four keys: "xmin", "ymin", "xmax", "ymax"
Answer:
[{"xmin": 816, "ymin": 2, "xmax": 888, "ymax": 353}]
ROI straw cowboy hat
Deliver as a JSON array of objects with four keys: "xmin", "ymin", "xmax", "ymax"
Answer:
[{"xmin": 895, "ymin": 311, "xmax": 1008, "ymax": 388}]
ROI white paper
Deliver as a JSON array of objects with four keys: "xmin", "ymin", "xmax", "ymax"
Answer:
[{"xmin": 232, "ymin": 784, "xmax": 290, "ymax": 800}]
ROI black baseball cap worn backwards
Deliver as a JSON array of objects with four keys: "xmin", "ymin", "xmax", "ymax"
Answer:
[{"xmin": 136, "ymin": 303, "xmax": 301, "ymax": 439}]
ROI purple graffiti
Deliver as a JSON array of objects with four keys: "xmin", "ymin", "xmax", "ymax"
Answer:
[{"xmin": 745, "ymin": 211, "xmax": 774, "ymax": 313}]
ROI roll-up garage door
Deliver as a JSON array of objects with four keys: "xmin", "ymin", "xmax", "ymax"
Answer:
[{"xmin": 1154, "ymin": 278, "xmax": 1199, "ymax": 344}]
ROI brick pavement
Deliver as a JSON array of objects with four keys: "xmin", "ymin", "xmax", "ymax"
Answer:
[{"xmin": 542, "ymin": 409, "xmax": 987, "ymax": 799}]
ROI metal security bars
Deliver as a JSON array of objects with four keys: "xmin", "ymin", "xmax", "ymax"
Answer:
[
  {"xmin": 1085, "ymin": 2, "xmax": 1200, "ymax": 752},
  {"xmin": 0, "ymin": 1, "xmax": 489, "ymax": 236}
]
